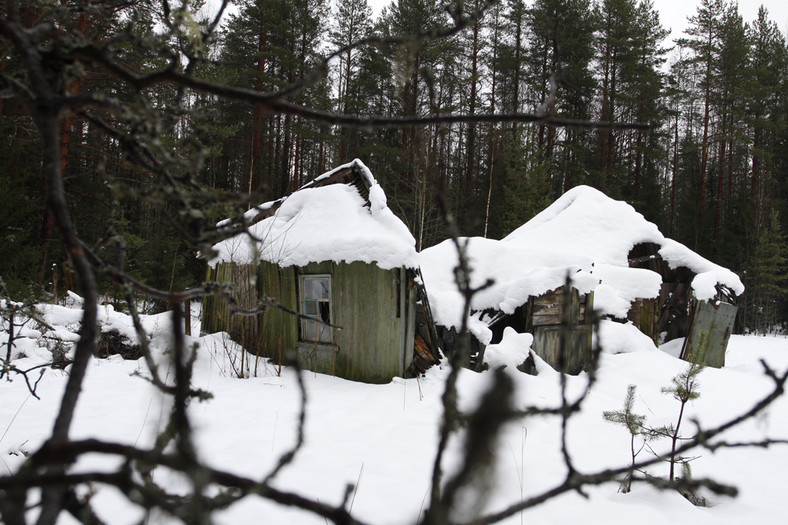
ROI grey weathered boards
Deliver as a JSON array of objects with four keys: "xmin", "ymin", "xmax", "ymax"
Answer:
[
  {"xmin": 680, "ymin": 301, "xmax": 737, "ymax": 368},
  {"xmin": 528, "ymin": 287, "xmax": 594, "ymax": 374},
  {"xmin": 492, "ymin": 286, "xmax": 594, "ymax": 375},
  {"xmin": 204, "ymin": 260, "xmax": 425, "ymax": 383}
]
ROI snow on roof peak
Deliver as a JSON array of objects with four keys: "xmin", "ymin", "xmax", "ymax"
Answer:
[
  {"xmin": 208, "ymin": 160, "xmax": 418, "ymax": 270},
  {"xmin": 503, "ymin": 185, "xmax": 663, "ymax": 266},
  {"xmin": 420, "ymin": 185, "xmax": 743, "ymax": 339}
]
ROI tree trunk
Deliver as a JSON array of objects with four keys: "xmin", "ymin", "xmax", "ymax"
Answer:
[
  {"xmin": 41, "ymin": 9, "xmax": 89, "ymax": 285},
  {"xmin": 465, "ymin": 18, "xmax": 480, "ymax": 219},
  {"xmin": 250, "ymin": 16, "xmax": 269, "ymax": 196},
  {"xmin": 670, "ymin": 114, "xmax": 678, "ymax": 235},
  {"xmin": 698, "ymin": 29, "xmax": 713, "ymax": 249},
  {"xmin": 714, "ymin": 96, "xmax": 727, "ymax": 247}
]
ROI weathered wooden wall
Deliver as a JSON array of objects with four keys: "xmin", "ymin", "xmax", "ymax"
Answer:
[
  {"xmin": 204, "ymin": 260, "xmax": 413, "ymax": 383},
  {"xmin": 527, "ymin": 287, "xmax": 594, "ymax": 375},
  {"xmin": 627, "ymin": 297, "xmax": 658, "ymax": 344},
  {"xmin": 202, "ymin": 262, "xmax": 260, "ymax": 351},
  {"xmin": 483, "ymin": 287, "xmax": 594, "ymax": 374},
  {"xmin": 532, "ymin": 325, "xmax": 593, "ymax": 374},
  {"xmin": 681, "ymin": 300, "xmax": 737, "ymax": 368},
  {"xmin": 626, "ymin": 281, "xmax": 738, "ymax": 368}
]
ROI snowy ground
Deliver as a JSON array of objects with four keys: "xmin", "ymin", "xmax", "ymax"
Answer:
[{"xmin": 1, "ymin": 302, "xmax": 787, "ymax": 524}]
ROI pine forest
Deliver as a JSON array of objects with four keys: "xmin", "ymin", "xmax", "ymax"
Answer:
[{"xmin": 1, "ymin": 0, "xmax": 787, "ymax": 331}]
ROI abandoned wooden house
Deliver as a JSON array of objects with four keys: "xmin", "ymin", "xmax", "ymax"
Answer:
[
  {"xmin": 202, "ymin": 160, "xmax": 439, "ymax": 383},
  {"xmin": 420, "ymin": 185, "xmax": 744, "ymax": 373}
]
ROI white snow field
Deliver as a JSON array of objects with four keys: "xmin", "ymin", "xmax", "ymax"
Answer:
[{"xmin": 1, "ymin": 301, "xmax": 786, "ymax": 524}]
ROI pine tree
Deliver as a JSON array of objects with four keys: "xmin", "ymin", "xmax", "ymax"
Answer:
[
  {"xmin": 382, "ymin": 0, "xmax": 453, "ymax": 247},
  {"xmin": 658, "ymin": 363, "xmax": 702, "ymax": 482},
  {"xmin": 626, "ymin": 1, "xmax": 668, "ymax": 215},
  {"xmin": 711, "ymin": 4, "xmax": 748, "ymax": 256},
  {"xmin": 743, "ymin": 210, "xmax": 788, "ymax": 333},
  {"xmin": 526, "ymin": 0, "xmax": 597, "ymax": 191},
  {"xmin": 603, "ymin": 385, "xmax": 647, "ymax": 493},
  {"xmin": 221, "ymin": 0, "xmax": 328, "ymax": 198},
  {"xmin": 746, "ymin": 6, "xmax": 788, "ymax": 232},
  {"xmin": 593, "ymin": 0, "xmax": 668, "ymax": 213},
  {"xmin": 596, "ymin": 0, "xmax": 638, "ymax": 189},
  {"xmin": 460, "ymin": 0, "xmax": 487, "ymax": 235},
  {"xmin": 676, "ymin": 0, "xmax": 725, "ymax": 253},
  {"xmin": 672, "ymin": 135, "xmax": 704, "ymax": 247},
  {"xmin": 330, "ymin": 0, "xmax": 373, "ymax": 160}
]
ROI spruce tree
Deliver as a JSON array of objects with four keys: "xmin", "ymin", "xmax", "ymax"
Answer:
[
  {"xmin": 746, "ymin": 6, "xmax": 788, "ymax": 233},
  {"xmin": 743, "ymin": 210, "xmax": 788, "ymax": 333}
]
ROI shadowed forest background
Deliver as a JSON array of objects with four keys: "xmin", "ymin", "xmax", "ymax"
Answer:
[{"xmin": 1, "ymin": 0, "xmax": 787, "ymax": 331}]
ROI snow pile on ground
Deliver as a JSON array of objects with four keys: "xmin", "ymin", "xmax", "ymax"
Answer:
[
  {"xmin": 208, "ymin": 159, "xmax": 418, "ymax": 270},
  {"xmin": 420, "ymin": 186, "xmax": 744, "ymax": 340},
  {"xmin": 1, "ymin": 301, "xmax": 786, "ymax": 525},
  {"xmin": 595, "ymin": 319, "xmax": 662, "ymax": 354},
  {"xmin": 483, "ymin": 327, "xmax": 534, "ymax": 370}
]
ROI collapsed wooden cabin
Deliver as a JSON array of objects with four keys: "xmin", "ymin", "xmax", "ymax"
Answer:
[
  {"xmin": 627, "ymin": 242, "xmax": 738, "ymax": 368},
  {"xmin": 202, "ymin": 160, "xmax": 439, "ymax": 383},
  {"xmin": 421, "ymin": 186, "xmax": 744, "ymax": 373},
  {"xmin": 420, "ymin": 233, "xmax": 602, "ymax": 374}
]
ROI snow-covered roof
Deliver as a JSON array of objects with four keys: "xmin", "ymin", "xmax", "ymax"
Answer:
[
  {"xmin": 208, "ymin": 160, "xmax": 418, "ymax": 270},
  {"xmin": 420, "ymin": 185, "xmax": 744, "ymax": 341}
]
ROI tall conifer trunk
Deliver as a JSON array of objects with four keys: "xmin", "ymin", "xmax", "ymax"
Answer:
[
  {"xmin": 715, "ymin": 98, "xmax": 727, "ymax": 247},
  {"xmin": 42, "ymin": 8, "xmax": 88, "ymax": 285},
  {"xmin": 251, "ymin": 21, "xmax": 268, "ymax": 197},
  {"xmin": 698, "ymin": 28, "xmax": 712, "ymax": 248},
  {"xmin": 465, "ymin": 16, "xmax": 480, "ymax": 220}
]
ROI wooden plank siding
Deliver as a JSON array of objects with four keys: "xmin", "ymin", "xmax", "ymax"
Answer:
[
  {"xmin": 204, "ymin": 260, "xmax": 415, "ymax": 383},
  {"xmin": 202, "ymin": 262, "xmax": 262, "ymax": 353},
  {"xmin": 680, "ymin": 300, "xmax": 737, "ymax": 368},
  {"xmin": 527, "ymin": 287, "xmax": 594, "ymax": 375},
  {"xmin": 485, "ymin": 286, "xmax": 594, "ymax": 375}
]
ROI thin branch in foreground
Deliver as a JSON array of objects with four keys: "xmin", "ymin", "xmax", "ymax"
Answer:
[{"xmin": 462, "ymin": 363, "xmax": 788, "ymax": 525}]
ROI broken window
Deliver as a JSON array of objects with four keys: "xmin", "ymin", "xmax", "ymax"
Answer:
[{"xmin": 300, "ymin": 275, "xmax": 332, "ymax": 343}]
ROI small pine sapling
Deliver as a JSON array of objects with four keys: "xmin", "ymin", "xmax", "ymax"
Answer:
[
  {"xmin": 603, "ymin": 385, "xmax": 647, "ymax": 493},
  {"xmin": 654, "ymin": 363, "xmax": 703, "ymax": 483}
]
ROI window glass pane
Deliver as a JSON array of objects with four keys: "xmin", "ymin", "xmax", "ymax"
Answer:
[
  {"xmin": 303, "ymin": 319, "xmax": 317, "ymax": 341},
  {"xmin": 317, "ymin": 322, "xmax": 331, "ymax": 342},
  {"xmin": 303, "ymin": 318, "xmax": 332, "ymax": 344},
  {"xmin": 304, "ymin": 278, "xmax": 317, "ymax": 299},
  {"xmin": 304, "ymin": 299, "xmax": 318, "ymax": 316},
  {"xmin": 318, "ymin": 301, "xmax": 330, "ymax": 323},
  {"xmin": 305, "ymin": 276, "xmax": 329, "ymax": 299},
  {"xmin": 317, "ymin": 279, "xmax": 329, "ymax": 299}
]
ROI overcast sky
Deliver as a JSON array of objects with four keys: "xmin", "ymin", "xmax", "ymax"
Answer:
[
  {"xmin": 364, "ymin": 0, "xmax": 788, "ymax": 42},
  {"xmin": 653, "ymin": 0, "xmax": 788, "ymax": 40}
]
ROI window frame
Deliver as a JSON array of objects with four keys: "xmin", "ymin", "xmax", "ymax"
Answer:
[{"xmin": 299, "ymin": 274, "xmax": 332, "ymax": 344}]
